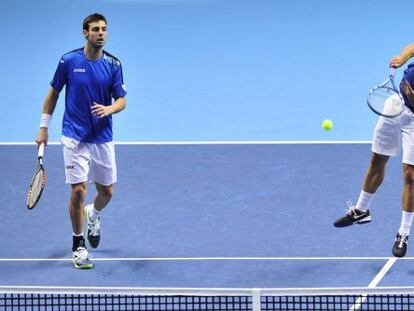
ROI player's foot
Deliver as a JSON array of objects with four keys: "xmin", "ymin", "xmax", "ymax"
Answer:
[
  {"xmin": 333, "ymin": 202, "xmax": 371, "ymax": 227},
  {"xmin": 392, "ymin": 233, "xmax": 409, "ymax": 258},
  {"xmin": 73, "ymin": 246, "xmax": 93, "ymax": 269},
  {"xmin": 85, "ymin": 204, "xmax": 101, "ymax": 249}
]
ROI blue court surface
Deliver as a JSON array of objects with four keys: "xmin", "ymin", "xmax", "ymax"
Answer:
[{"xmin": 0, "ymin": 143, "xmax": 411, "ymax": 291}]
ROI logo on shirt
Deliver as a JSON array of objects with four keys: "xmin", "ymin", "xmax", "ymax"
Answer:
[{"xmin": 73, "ymin": 68, "xmax": 86, "ymax": 73}]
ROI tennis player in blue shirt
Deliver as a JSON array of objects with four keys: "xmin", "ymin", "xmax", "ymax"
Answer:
[{"xmin": 35, "ymin": 13, "xmax": 127, "ymax": 269}]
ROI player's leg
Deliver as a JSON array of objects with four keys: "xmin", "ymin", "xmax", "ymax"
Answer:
[
  {"xmin": 358, "ymin": 152, "xmax": 390, "ymax": 208},
  {"xmin": 84, "ymin": 183, "xmax": 113, "ymax": 248},
  {"xmin": 94, "ymin": 183, "xmax": 113, "ymax": 211},
  {"xmin": 84, "ymin": 141, "xmax": 117, "ymax": 248},
  {"xmin": 392, "ymin": 122, "xmax": 414, "ymax": 257},
  {"xmin": 62, "ymin": 136, "xmax": 93, "ymax": 269},
  {"xmin": 69, "ymin": 182, "xmax": 93, "ymax": 268},
  {"xmin": 334, "ymin": 115, "xmax": 400, "ymax": 227},
  {"xmin": 333, "ymin": 152, "xmax": 389, "ymax": 227},
  {"xmin": 392, "ymin": 164, "xmax": 414, "ymax": 257}
]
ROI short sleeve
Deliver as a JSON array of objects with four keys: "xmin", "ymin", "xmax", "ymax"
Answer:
[
  {"xmin": 50, "ymin": 58, "xmax": 67, "ymax": 93},
  {"xmin": 111, "ymin": 61, "xmax": 127, "ymax": 100}
]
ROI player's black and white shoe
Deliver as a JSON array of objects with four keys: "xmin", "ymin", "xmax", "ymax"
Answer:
[
  {"xmin": 392, "ymin": 233, "xmax": 409, "ymax": 258},
  {"xmin": 333, "ymin": 202, "xmax": 371, "ymax": 227},
  {"xmin": 85, "ymin": 204, "xmax": 101, "ymax": 249}
]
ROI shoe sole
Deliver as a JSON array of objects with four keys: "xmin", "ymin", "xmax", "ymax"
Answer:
[
  {"xmin": 356, "ymin": 216, "xmax": 371, "ymax": 224},
  {"xmin": 392, "ymin": 252, "xmax": 406, "ymax": 258},
  {"xmin": 392, "ymin": 248, "xmax": 406, "ymax": 258},
  {"xmin": 74, "ymin": 262, "xmax": 93, "ymax": 269}
]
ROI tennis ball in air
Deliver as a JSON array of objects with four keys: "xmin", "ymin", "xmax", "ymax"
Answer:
[{"xmin": 322, "ymin": 119, "xmax": 333, "ymax": 131}]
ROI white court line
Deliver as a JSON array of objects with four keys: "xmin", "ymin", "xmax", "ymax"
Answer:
[
  {"xmin": 2, "ymin": 285, "xmax": 414, "ymax": 296},
  {"xmin": 0, "ymin": 256, "xmax": 410, "ymax": 262},
  {"xmin": 349, "ymin": 257, "xmax": 398, "ymax": 311},
  {"xmin": 0, "ymin": 141, "xmax": 372, "ymax": 145}
]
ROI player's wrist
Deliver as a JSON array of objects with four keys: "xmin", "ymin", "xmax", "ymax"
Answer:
[{"xmin": 40, "ymin": 113, "xmax": 52, "ymax": 128}]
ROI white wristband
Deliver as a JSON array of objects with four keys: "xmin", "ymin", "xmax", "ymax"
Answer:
[{"xmin": 40, "ymin": 113, "xmax": 52, "ymax": 128}]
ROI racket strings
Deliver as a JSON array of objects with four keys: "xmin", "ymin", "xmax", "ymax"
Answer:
[
  {"xmin": 27, "ymin": 168, "xmax": 46, "ymax": 209},
  {"xmin": 367, "ymin": 86, "xmax": 403, "ymax": 117}
]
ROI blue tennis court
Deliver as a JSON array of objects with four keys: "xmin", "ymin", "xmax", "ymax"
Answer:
[{"xmin": 0, "ymin": 143, "xmax": 410, "ymax": 289}]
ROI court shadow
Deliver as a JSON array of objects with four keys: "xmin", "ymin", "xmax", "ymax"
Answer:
[{"xmin": 47, "ymin": 249, "xmax": 71, "ymax": 259}]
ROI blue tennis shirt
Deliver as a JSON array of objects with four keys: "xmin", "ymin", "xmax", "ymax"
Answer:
[
  {"xmin": 401, "ymin": 62, "xmax": 414, "ymax": 111},
  {"xmin": 51, "ymin": 48, "xmax": 127, "ymax": 143}
]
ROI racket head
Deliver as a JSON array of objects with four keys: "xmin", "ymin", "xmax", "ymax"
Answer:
[
  {"xmin": 26, "ymin": 164, "xmax": 46, "ymax": 209},
  {"xmin": 367, "ymin": 86, "xmax": 404, "ymax": 118},
  {"xmin": 26, "ymin": 144, "xmax": 46, "ymax": 209}
]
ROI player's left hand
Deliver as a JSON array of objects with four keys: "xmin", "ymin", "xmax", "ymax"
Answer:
[{"xmin": 91, "ymin": 102, "xmax": 113, "ymax": 118}]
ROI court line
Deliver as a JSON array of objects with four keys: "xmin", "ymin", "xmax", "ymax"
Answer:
[
  {"xmin": 1, "ymin": 285, "xmax": 414, "ymax": 296},
  {"xmin": 349, "ymin": 258, "xmax": 398, "ymax": 311},
  {"xmin": 0, "ymin": 256, "xmax": 408, "ymax": 262},
  {"xmin": 0, "ymin": 141, "xmax": 372, "ymax": 146}
]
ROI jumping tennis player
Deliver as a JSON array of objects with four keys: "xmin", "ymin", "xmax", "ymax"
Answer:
[{"xmin": 334, "ymin": 43, "xmax": 414, "ymax": 258}]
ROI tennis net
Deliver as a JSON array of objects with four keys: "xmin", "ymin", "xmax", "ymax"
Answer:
[{"xmin": 1, "ymin": 286, "xmax": 414, "ymax": 310}]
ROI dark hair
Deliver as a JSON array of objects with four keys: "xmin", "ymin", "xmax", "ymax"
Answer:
[{"xmin": 83, "ymin": 13, "xmax": 107, "ymax": 31}]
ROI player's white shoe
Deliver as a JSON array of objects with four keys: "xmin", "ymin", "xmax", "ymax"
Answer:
[{"xmin": 73, "ymin": 246, "xmax": 93, "ymax": 269}]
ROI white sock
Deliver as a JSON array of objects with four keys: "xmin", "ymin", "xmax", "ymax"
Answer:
[
  {"xmin": 73, "ymin": 232, "xmax": 83, "ymax": 237},
  {"xmin": 399, "ymin": 211, "xmax": 414, "ymax": 236},
  {"xmin": 355, "ymin": 190, "xmax": 374, "ymax": 211},
  {"xmin": 89, "ymin": 204, "xmax": 102, "ymax": 222}
]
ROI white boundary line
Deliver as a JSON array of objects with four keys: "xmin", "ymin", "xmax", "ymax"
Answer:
[
  {"xmin": 1, "ymin": 285, "xmax": 413, "ymax": 296},
  {"xmin": 349, "ymin": 258, "xmax": 398, "ymax": 311},
  {"xmin": 0, "ymin": 285, "xmax": 414, "ymax": 296},
  {"xmin": 0, "ymin": 141, "xmax": 372, "ymax": 146},
  {"xmin": 0, "ymin": 256, "xmax": 409, "ymax": 262}
]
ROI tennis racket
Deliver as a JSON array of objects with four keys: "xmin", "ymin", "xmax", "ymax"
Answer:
[
  {"xmin": 26, "ymin": 143, "xmax": 46, "ymax": 209},
  {"xmin": 367, "ymin": 68, "xmax": 404, "ymax": 117}
]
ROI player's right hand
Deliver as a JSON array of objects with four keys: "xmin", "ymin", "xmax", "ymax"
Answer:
[
  {"xmin": 36, "ymin": 128, "xmax": 49, "ymax": 146},
  {"xmin": 390, "ymin": 56, "xmax": 405, "ymax": 68}
]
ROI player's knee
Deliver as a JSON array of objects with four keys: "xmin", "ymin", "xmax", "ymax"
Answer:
[
  {"xmin": 71, "ymin": 184, "xmax": 87, "ymax": 202},
  {"xmin": 370, "ymin": 153, "xmax": 388, "ymax": 169},
  {"xmin": 99, "ymin": 185, "xmax": 113, "ymax": 200}
]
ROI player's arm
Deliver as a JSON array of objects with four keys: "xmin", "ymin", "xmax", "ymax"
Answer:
[
  {"xmin": 91, "ymin": 97, "xmax": 126, "ymax": 118},
  {"xmin": 390, "ymin": 44, "xmax": 414, "ymax": 68},
  {"xmin": 35, "ymin": 87, "xmax": 59, "ymax": 146}
]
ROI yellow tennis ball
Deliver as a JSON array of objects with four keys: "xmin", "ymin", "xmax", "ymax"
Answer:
[{"xmin": 322, "ymin": 119, "xmax": 333, "ymax": 131}]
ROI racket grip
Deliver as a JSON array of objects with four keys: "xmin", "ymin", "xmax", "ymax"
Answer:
[
  {"xmin": 38, "ymin": 143, "xmax": 45, "ymax": 159},
  {"xmin": 390, "ymin": 67, "xmax": 396, "ymax": 77}
]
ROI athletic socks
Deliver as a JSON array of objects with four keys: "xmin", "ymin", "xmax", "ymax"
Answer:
[
  {"xmin": 399, "ymin": 211, "xmax": 414, "ymax": 236},
  {"xmin": 355, "ymin": 190, "xmax": 374, "ymax": 212},
  {"xmin": 72, "ymin": 233, "xmax": 85, "ymax": 252},
  {"xmin": 89, "ymin": 205, "xmax": 102, "ymax": 222}
]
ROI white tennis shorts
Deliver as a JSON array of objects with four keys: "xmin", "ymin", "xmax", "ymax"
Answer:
[
  {"xmin": 372, "ymin": 106, "xmax": 414, "ymax": 165},
  {"xmin": 61, "ymin": 136, "xmax": 117, "ymax": 186}
]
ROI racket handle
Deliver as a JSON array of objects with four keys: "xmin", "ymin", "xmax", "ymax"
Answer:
[
  {"xmin": 38, "ymin": 143, "xmax": 45, "ymax": 159},
  {"xmin": 390, "ymin": 67, "xmax": 396, "ymax": 77}
]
